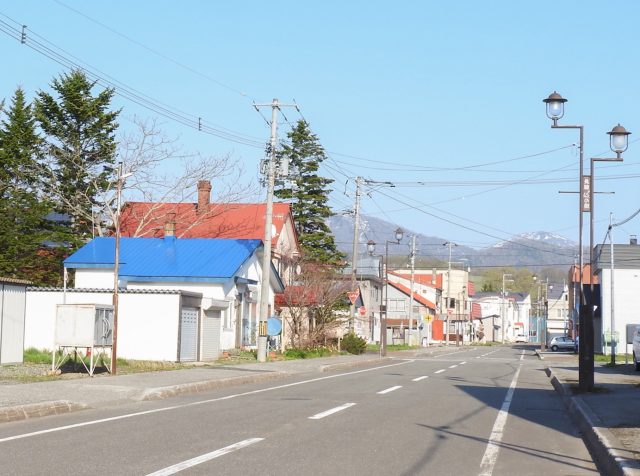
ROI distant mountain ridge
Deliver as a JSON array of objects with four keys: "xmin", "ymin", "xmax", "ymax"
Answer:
[{"xmin": 327, "ymin": 215, "xmax": 577, "ymax": 270}]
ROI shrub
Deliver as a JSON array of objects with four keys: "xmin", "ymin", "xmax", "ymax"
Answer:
[{"xmin": 341, "ymin": 333, "xmax": 367, "ymax": 355}]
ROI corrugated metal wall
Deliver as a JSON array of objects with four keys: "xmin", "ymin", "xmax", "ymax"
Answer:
[{"xmin": 0, "ymin": 283, "xmax": 27, "ymax": 364}]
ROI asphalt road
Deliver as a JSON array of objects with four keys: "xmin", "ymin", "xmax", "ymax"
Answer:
[{"xmin": 0, "ymin": 346, "xmax": 598, "ymax": 475}]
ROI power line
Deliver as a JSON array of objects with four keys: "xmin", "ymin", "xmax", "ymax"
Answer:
[
  {"xmin": 0, "ymin": 15, "xmax": 266, "ymax": 148},
  {"xmin": 52, "ymin": 0, "xmax": 250, "ymax": 98}
]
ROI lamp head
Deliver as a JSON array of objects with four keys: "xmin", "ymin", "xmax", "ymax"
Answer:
[
  {"xmin": 608, "ymin": 123, "xmax": 631, "ymax": 155},
  {"xmin": 543, "ymin": 91, "xmax": 567, "ymax": 122},
  {"xmin": 367, "ymin": 240, "xmax": 376, "ymax": 255},
  {"xmin": 394, "ymin": 227, "xmax": 404, "ymax": 242}
]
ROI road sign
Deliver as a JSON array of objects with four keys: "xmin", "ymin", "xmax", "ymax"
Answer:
[
  {"xmin": 424, "ymin": 315, "xmax": 433, "ymax": 323},
  {"xmin": 358, "ymin": 306, "xmax": 366, "ymax": 316},
  {"xmin": 447, "ymin": 309, "xmax": 453, "ymax": 316},
  {"xmin": 347, "ymin": 290, "xmax": 360, "ymax": 304}
]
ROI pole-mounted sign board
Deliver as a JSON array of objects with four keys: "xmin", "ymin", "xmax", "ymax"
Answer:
[{"xmin": 581, "ymin": 175, "xmax": 591, "ymax": 212}]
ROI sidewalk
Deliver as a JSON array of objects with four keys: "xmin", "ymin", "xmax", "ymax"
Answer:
[
  {"xmin": 0, "ymin": 346, "xmax": 454, "ymax": 424},
  {"xmin": 538, "ymin": 350, "xmax": 640, "ymax": 476}
]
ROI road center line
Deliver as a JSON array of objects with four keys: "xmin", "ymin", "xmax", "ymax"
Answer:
[
  {"xmin": 434, "ymin": 369, "xmax": 445, "ymax": 374},
  {"xmin": 412, "ymin": 376, "xmax": 429, "ymax": 382},
  {"xmin": 377, "ymin": 386, "xmax": 402, "ymax": 395},
  {"xmin": 308, "ymin": 403, "xmax": 356, "ymax": 420},
  {"xmin": 460, "ymin": 361, "xmax": 467, "ymax": 365},
  {"xmin": 0, "ymin": 360, "xmax": 414, "ymax": 444},
  {"xmin": 449, "ymin": 364, "xmax": 458, "ymax": 369},
  {"xmin": 478, "ymin": 364, "xmax": 523, "ymax": 476},
  {"xmin": 146, "ymin": 438, "xmax": 263, "ymax": 475}
]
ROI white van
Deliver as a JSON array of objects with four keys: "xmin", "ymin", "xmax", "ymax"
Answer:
[{"xmin": 633, "ymin": 326, "xmax": 640, "ymax": 371}]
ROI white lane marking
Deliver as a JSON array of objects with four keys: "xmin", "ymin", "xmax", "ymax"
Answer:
[
  {"xmin": 146, "ymin": 438, "xmax": 263, "ymax": 475},
  {"xmin": 476, "ymin": 356, "xmax": 481, "ymax": 359},
  {"xmin": 412, "ymin": 376, "xmax": 429, "ymax": 382},
  {"xmin": 434, "ymin": 369, "xmax": 445, "ymax": 374},
  {"xmin": 520, "ymin": 350, "xmax": 525, "ymax": 361},
  {"xmin": 0, "ymin": 360, "xmax": 413, "ymax": 444},
  {"xmin": 377, "ymin": 386, "xmax": 402, "ymax": 395},
  {"xmin": 449, "ymin": 364, "xmax": 458, "ymax": 369},
  {"xmin": 461, "ymin": 361, "xmax": 467, "ymax": 365},
  {"xmin": 478, "ymin": 364, "xmax": 523, "ymax": 476},
  {"xmin": 308, "ymin": 403, "xmax": 356, "ymax": 420}
]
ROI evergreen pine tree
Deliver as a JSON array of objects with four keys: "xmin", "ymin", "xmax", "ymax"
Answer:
[
  {"xmin": 34, "ymin": 70, "xmax": 120, "ymax": 245},
  {"xmin": 275, "ymin": 120, "xmax": 344, "ymax": 265},
  {"xmin": 0, "ymin": 87, "xmax": 59, "ymax": 283}
]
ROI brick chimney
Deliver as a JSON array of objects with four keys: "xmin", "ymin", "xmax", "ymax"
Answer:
[
  {"xmin": 197, "ymin": 180, "xmax": 211, "ymax": 214},
  {"xmin": 164, "ymin": 212, "xmax": 176, "ymax": 237}
]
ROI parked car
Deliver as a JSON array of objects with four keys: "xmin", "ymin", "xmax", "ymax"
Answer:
[
  {"xmin": 549, "ymin": 336, "xmax": 575, "ymax": 352},
  {"xmin": 515, "ymin": 334, "xmax": 528, "ymax": 343},
  {"xmin": 632, "ymin": 326, "xmax": 640, "ymax": 371}
]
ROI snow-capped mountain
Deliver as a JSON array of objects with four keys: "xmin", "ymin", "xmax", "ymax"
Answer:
[
  {"xmin": 492, "ymin": 231, "xmax": 576, "ymax": 249},
  {"xmin": 327, "ymin": 215, "xmax": 577, "ymax": 270}
]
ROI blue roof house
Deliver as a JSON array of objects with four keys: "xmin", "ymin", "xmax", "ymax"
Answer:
[{"xmin": 60, "ymin": 236, "xmax": 284, "ymax": 361}]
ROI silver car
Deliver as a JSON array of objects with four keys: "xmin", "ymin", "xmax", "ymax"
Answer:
[{"xmin": 549, "ymin": 336, "xmax": 575, "ymax": 352}]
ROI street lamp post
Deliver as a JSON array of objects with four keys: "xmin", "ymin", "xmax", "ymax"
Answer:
[
  {"xmin": 543, "ymin": 92, "xmax": 630, "ymax": 392},
  {"xmin": 590, "ymin": 125, "xmax": 631, "ymax": 366},
  {"xmin": 369, "ymin": 229, "xmax": 403, "ymax": 357}
]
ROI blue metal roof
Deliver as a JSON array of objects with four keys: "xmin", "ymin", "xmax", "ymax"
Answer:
[{"xmin": 65, "ymin": 237, "xmax": 262, "ymax": 282}]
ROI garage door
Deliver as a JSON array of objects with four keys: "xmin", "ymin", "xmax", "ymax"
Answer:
[
  {"xmin": 179, "ymin": 307, "xmax": 198, "ymax": 362},
  {"xmin": 202, "ymin": 310, "xmax": 221, "ymax": 361}
]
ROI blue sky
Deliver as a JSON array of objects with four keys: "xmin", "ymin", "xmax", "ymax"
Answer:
[{"xmin": 1, "ymin": 1, "xmax": 640, "ymax": 254}]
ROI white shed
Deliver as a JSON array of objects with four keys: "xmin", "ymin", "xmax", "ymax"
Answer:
[{"xmin": 1, "ymin": 277, "xmax": 30, "ymax": 364}]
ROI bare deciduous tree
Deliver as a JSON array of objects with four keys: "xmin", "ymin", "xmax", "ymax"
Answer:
[
  {"xmin": 278, "ymin": 260, "xmax": 350, "ymax": 349},
  {"xmin": 68, "ymin": 117, "xmax": 257, "ymax": 237}
]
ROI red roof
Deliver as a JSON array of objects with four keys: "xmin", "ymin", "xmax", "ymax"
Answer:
[
  {"xmin": 388, "ymin": 281, "xmax": 436, "ymax": 310},
  {"xmin": 471, "ymin": 302, "xmax": 482, "ymax": 320},
  {"xmin": 274, "ymin": 285, "xmax": 318, "ymax": 308},
  {"xmin": 388, "ymin": 272, "xmax": 443, "ymax": 290},
  {"xmin": 468, "ymin": 281, "xmax": 476, "ymax": 296},
  {"xmin": 120, "ymin": 201, "xmax": 295, "ymax": 241}
]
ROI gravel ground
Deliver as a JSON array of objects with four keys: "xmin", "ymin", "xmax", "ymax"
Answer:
[{"xmin": 0, "ymin": 363, "xmax": 52, "ymax": 384}]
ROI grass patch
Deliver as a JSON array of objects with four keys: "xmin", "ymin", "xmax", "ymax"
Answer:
[
  {"xmin": 284, "ymin": 347, "xmax": 334, "ymax": 360},
  {"xmin": 24, "ymin": 347, "xmax": 53, "ymax": 364},
  {"xmin": 594, "ymin": 353, "xmax": 631, "ymax": 363},
  {"xmin": 366, "ymin": 343, "xmax": 420, "ymax": 352}
]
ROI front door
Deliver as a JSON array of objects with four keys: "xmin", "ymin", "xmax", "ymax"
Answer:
[{"xmin": 179, "ymin": 307, "xmax": 198, "ymax": 361}]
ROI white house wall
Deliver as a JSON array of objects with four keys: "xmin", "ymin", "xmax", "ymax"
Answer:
[
  {"xmin": 600, "ymin": 269, "xmax": 640, "ymax": 352},
  {"xmin": 74, "ymin": 269, "xmax": 114, "ymax": 289},
  {"xmin": 25, "ymin": 290, "xmax": 182, "ymax": 361}
]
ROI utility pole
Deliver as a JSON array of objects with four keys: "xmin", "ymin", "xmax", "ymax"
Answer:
[
  {"xmin": 501, "ymin": 273, "xmax": 513, "ymax": 344},
  {"xmin": 253, "ymin": 98, "xmax": 298, "ymax": 363},
  {"xmin": 350, "ymin": 177, "xmax": 363, "ymax": 333},
  {"xmin": 111, "ymin": 162, "xmax": 131, "ymax": 375},
  {"xmin": 408, "ymin": 235, "xmax": 416, "ymax": 346},
  {"xmin": 443, "ymin": 242, "xmax": 456, "ymax": 346}
]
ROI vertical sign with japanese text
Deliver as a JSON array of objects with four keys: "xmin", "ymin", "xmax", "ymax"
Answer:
[{"xmin": 581, "ymin": 175, "xmax": 591, "ymax": 212}]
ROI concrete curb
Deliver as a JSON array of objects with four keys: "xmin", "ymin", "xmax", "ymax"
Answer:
[
  {"xmin": 139, "ymin": 371, "xmax": 289, "ymax": 400},
  {"xmin": 0, "ymin": 400, "xmax": 88, "ymax": 424},
  {"xmin": 546, "ymin": 366, "xmax": 640, "ymax": 476}
]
